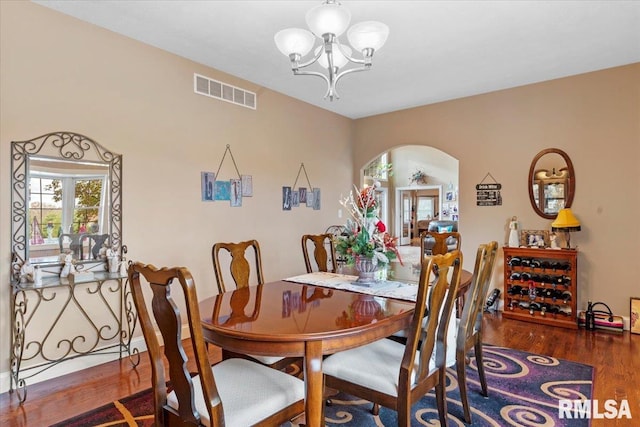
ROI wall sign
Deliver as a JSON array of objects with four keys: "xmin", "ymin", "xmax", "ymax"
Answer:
[
  {"xmin": 476, "ymin": 173, "xmax": 502, "ymax": 206},
  {"xmin": 284, "ymin": 163, "xmax": 320, "ymax": 211}
]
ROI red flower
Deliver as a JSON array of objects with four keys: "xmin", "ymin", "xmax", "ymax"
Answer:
[
  {"xmin": 376, "ymin": 221, "xmax": 386, "ymax": 233},
  {"xmin": 356, "ymin": 187, "xmax": 377, "ymax": 211}
]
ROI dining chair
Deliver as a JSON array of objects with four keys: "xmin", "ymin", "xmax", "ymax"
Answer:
[
  {"xmin": 128, "ymin": 262, "xmax": 305, "ymax": 427},
  {"xmin": 301, "ymin": 233, "xmax": 338, "ymax": 273},
  {"xmin": 455, "ymin": 240, "xmax": 498, "ymax": 423},
  {"xmin": 81, "ymin": 233, "xmax": 109, "ymax": 260},
  {"xmin": 58, "ymin": 232, "xmax": 86, "ymax": 259},
  {"xmin": 212, "ymin": 239, "xmax": 265, "ymax": 293},
  {"xmin": 420, "ymin": 230, "xmax": 461, "ymax": 256},
  {"xmin": 325, "ymin": 225, "xmax": 348, "ymax": 267},
  {"xmin": 323, "ymin": 250, "xmax": 463, "ymax": 427},
  {"xmin": 211, "ymin": 239, "xmax": 297, "ymax": 371}
]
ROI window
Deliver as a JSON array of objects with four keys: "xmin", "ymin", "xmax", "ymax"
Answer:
[
  {"xmin": 416, "ymin": 196, "xmax": 436, "ymax": 221},
  {"xmin": 28, "ymin": 173, "xmax": 107, "ymax": 246},
  {"xmin": 364, "ymin": 152, "xmax": 390, "ymax": 181},
  {"xmin": 28, "ymin": 177, "xmax": 62, "ymax": 243}
]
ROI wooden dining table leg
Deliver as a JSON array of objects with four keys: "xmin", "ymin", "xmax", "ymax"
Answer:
[{"xmin": 304, "ymin": 340, "xmax": 325, "ymax": 427}]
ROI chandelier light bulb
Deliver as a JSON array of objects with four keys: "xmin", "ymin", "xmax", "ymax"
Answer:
[
  {"xmin": 316, "ymin": 43, "xmax": 352, "ymax": 68},
  {"xmin": 305, "ymin": 1, "xmax": 351, "ymax": 37},
  {"xmin": 274, "ymin": 28, "xmax": 316, "ymax": 56},
  {"xmin": 347, "ymin": 21, "xmax": 389, "ymax": 53}
]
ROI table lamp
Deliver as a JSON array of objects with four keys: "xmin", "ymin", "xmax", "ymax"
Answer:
[{"xmin": 551, "ymin": 208, "xmax": 581, "ymax": 249}]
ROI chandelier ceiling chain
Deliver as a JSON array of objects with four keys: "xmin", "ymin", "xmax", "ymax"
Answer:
[{"xmin": 274, "ymin": 0, "xmax": 389, "ymax": 101}]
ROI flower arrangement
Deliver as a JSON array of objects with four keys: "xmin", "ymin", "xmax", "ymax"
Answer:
[
  {"xmin": 335, "ymin": 183, "xmax": 402, "ymax": 267},
  {"xmin": 410, "ymin": 170, "xmax": 428, "ymax": 185}
]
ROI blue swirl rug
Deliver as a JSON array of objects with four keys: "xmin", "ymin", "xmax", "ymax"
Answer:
[
  {"xmin": 324, "ymin": 344, "xmax": 593, "ymax": 426},
  {"xmin": 51, "ymin": 344, "xmax": 593, "ymax": 427}
]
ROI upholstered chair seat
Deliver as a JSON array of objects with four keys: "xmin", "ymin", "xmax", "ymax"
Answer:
[
  {"xmin": 323, "ymin": 339, "xmax": 437, "ymax": 397},
  {"xmin": 166, "ymin": 358, "xmax": 304, "ymax": 427}
]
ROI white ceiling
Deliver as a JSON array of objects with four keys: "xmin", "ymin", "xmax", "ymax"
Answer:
[{"xmin": 34, "ymin": 0, "xmax": 640, "ymax": 119}]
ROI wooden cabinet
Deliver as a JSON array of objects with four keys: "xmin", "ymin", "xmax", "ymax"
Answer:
[{"xmin": 503, "ymin": 247, "xmax": 578, "ymax": 329}]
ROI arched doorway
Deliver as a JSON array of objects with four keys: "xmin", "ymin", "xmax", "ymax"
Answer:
[{"xmin": 362, "ymin": 145, "xmax": 459, "ymax": 246}]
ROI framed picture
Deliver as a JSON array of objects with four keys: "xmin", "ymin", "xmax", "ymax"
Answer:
[
  {"xmin": 282, "ymin": 186, "xmax": 292, "ymax": 210},
  {"xmin": 631, "ymin": 297, "xmax": 640, "ymax": 334},
  {"xmin": 241, "ymin": 175, "xmax": 253, "ymax": 197},
  {"xmin": 312, "ymin": 188, "xmax": 321, "ymax": 210},
  {"xmin": 230, "ymin": 178, "xmax": 242, "ymax": 207},
  {"xmin": 520, "ymin": 229, "xmax": 550, "ymax": 248},
  {"xmin": 201, "ymin": 172, "xmax": 215, "ymax": 201},
  {"xmin": 214, "ymin": 180, "xmax": 230, "ymax": 201}
]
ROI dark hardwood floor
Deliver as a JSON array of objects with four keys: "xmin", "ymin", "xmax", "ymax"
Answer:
[{"xmin": 1, "ymin": 312, "xmax": 638, "ymax": 426}]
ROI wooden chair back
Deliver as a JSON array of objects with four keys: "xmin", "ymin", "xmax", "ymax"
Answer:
[
  {"xmin": 458, "ymin": 241, "xmax": 498, "ymax": 346},
  {"xmin": 454, "ymin": 241, "xmax": 498, "ymax": 423},
  {"xmin": 420, "ymin": 230, "xmax": 461, "ymax": 256},
  {"xmin": 82, "ymin": 233, "xmax": 109, "ymax": 260},
  {"xmin": 59, "ymin": 233, "xmax": 86, "ymax": 259},
  {"xmin": 301, "ymin": 233, "xmax": 338, "ymax": 273},
  {"xmin": 128, "ymin": 262, "xmax": 222, "ymax": 426},
  {"xmin": 212, "ymin": 240, "xmax": 264, "ymax": 293},
  {"xmin": 325, "ymin": 225, "xmax": 348, "ymax": 266},
  {"xmin": 407, "ymin": 250, "xmax": 463, "ymax": 388}
]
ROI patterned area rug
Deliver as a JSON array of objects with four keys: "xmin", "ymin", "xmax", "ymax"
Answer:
[{"xmin": 50, "ymin": 344, "xmax": 593, "ymax": 427}]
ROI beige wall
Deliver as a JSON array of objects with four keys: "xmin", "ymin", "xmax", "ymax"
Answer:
[
  {"xmin": 0, "ymin": 2, "xmax": 352, "ymax": 382},
  {"xmin": 353, "ymin": 63, "xmax": 640, "ymax": 319},
  {"xmin": 2, "ymin": 1, "xmax": 639, "ymax": 389}
]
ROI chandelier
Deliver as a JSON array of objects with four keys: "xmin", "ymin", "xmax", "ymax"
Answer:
[{"xmin": 274, "ymin": 0, "xmax": 389, "ymax": 101}]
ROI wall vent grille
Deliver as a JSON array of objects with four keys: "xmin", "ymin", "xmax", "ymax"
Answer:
[{"xmin": 194, "ymin": 73, "xmax": 257, "ymax": 110}]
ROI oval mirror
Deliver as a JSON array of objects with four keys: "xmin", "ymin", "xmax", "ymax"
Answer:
[{"xmin": 528, "ymin": 148, "xmax": 575, "ymax": 219}]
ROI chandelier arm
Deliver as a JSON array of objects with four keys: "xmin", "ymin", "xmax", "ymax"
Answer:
[
  {"xmin": 293, "ymin": 69, "xmax": 331, "ymax": 87},
  {"xmin": 295, "ymin": 69, "xmax": 335, "ymax": 100},
  {"xmin": 295, "ymin": 47, "xmax": 325, "ymax": 70},
  {"xmin": 334, "ymin": 41, "xmax": 368, "ymax": 65},
  {"xmin": 334, "ymin": 64, "xmax": 370, "ymax": 87}
]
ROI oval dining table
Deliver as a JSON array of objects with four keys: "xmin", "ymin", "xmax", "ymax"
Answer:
[{"xmin": 199, "ymin": 268, "xmax": 472, "ymax": 427}]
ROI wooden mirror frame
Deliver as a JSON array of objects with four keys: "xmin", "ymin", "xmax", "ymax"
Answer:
[
  {"xmin": 10, "ymin": 131, "xmax": 122, "ymax": 280},
  {"xmin": 528, "ymin": 148, "xmax": 575, "ymax": 219}
]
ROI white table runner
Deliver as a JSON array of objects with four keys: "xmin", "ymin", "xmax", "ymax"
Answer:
[{"xmin": 284, "ymin": 272, "xmax": 418, "ymax": 302}]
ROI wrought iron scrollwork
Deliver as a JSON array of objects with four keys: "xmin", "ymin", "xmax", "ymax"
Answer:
[
  {"xmin": 10, "ymin": 131, "xmax": 122, "ymax": 272},
  {"xmin": 9, "ymin": 275, "xmax": 139, "ymax": 402},
  {"xmin": 9, "ymin": 132, "xmax": 136, "ymax": 403}
]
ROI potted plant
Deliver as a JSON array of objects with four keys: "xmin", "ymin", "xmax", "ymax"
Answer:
[
  {"xmin": 410, "ymin": 170, "xmax": 428, "ymax": 185},
  {"xmin": 335, "ymin": 183, "xmax": 402, "ymax": 284}
]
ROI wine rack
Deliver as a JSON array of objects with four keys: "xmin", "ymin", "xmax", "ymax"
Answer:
[{"xmin": 503, "ymin": 247, "xmax": 578, "ymax": 329}]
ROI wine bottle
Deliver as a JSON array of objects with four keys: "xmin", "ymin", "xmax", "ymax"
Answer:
[
  {"xmin": 585, "ymin": 301, "xmax": 595, "ymax": 330},
  {"xmin": 508, "ymin": 285, "xmax": 522, "ymax": 295},
  {"xmin": 508, "ymin": 257, "xmax": 522, "ymax": 267},
  {"xmin": 548, "ymin": 304, "xmax": 560, "ymax": 314}
]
